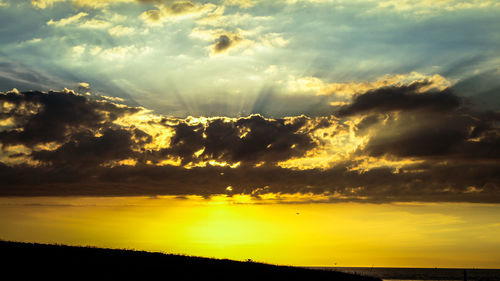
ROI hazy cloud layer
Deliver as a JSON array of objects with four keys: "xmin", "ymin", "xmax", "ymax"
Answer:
[{"xmin": 1, "ymin": 87, "xmax": 499, "ymax": 203}]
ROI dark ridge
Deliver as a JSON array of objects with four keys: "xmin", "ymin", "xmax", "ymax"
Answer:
[{"xmin": 0, "ymin": 241, "xmax": 381, "ymax": 281}]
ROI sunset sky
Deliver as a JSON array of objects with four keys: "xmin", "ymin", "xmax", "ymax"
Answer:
[{"xmin": 1, "ymin": 0, "xmax": 500, "ymax": 268}]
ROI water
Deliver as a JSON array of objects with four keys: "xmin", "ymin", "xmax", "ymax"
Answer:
[{"xmin": 309, "ymin": 267, "xmax": 500, "ymax": 281}]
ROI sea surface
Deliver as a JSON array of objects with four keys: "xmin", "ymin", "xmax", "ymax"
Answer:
[{"xmin": 309, "ymin": 267, "xmax": 500, "ymax": 281}]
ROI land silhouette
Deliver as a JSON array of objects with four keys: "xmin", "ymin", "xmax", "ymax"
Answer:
[{"xmin": 0, "ymin": 241, "xmax": 381, "ymax": 281}]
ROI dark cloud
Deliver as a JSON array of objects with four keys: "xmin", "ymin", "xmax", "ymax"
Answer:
[
  {"xmin": 359, "ymin": 111, "xmax": 500, "ymax": 159},
  {"xmin": 0, "ymin": 89, "xmax": 139, "ymax": 147},
  {"xmin": 139, "ymin": 1, "xmax": 208, "ymax": 24},
  {"xmin": 168, "ymin": 1, "xmax": 196, "ymax": 14},
  {"xmin": 336, "ymin": 82, "xmax": 461, "ymax": 117},
  {"xmin": 0, "ymin": 90, "xmax": 321, "ymax": 167},
  {"xmin": 141, "ymin": 9, "xmax": 163, "ymax": 22},
  {"xmin": 161, "ymin": 121, "xmax": 205, "ymax": 165},
  {"xmin": 0, "ymin": 89, "xmax": 499, "ymax": 203},
  {"xmin": 341, "ymin": 84, "xmax": 500, "ymax": 161},
  {"xmin": 201, "ymin": 115, "xmax": 316, "ymax": 164},
  {"xmin": 213, "ymin": 35, "xmax": 239, "ymax": 54},
  {"xmin": 0, "ymin": 160, "xmax": 499, "ymax": 203},
  {"xmin": 31, "ymin": 128, "xmax": 138, "ymax": 168},
  {"xmin": 144, "ymin": 114, "xmax": 320, "ymax": 166}
]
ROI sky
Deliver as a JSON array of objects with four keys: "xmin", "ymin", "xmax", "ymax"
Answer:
[{"xmin": 0, "ymin": 0, "xmax": 500, "ymax": 268}]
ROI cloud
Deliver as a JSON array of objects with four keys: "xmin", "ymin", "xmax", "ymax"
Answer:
[
  {"xmin": 223, "ymin": 0, "xmax": 256, "ymax": 8},
  {"xmin": 72, "ymin": 0, "xmax": 134, "ymax": 8},
  {"xmin": 140, "ymin": 9, "xmax": 163, "ymax": 23},
  {"xmin": 336, "ymin": 81, "xmax": 460, "ymax": 117},
  {"xmin": 32, "ymin": 0, "xmax": 135, "ymax": 9},
  {"xmin": 288, "ymin": 72, "xmax": 451, "ymax": 99},
  {"xmin": 374, "ymin": 0, "xmax": 500, "ymax": 15},
  {"xmin": 333, "ymin": 83, "xmax": 500, "ymax": 164},
  {"xmin": 65, "ymin": 44, "xmax": 152, "ymax": 60},
  {"xmin": 108, "ymin": 25, "xmax": 135, "ymax": 36},
  {"xmin": 0, "ymin": 89, "xmax": 140, "ymax": 148},
  {"xmin": 98, "ymin": 45, "xmax": 152, "ymax": 60},
  {"xmin": 0, "ymin": 89, "xmax": 324, "ymax": 168},
  {"xmin": 31, "ymin": 0, "xmax": 258, "ymax": 10},
  {"xmin": 29, "ymin": 0, "xmax": 500, "ymax": 11},
  {"xmin": 212, "ymin": 34, "xmax": 240, "ymax": 54},
  {"xmin": 140, "ymin": 1, "xmax": 217, "ymax": 25},
  {"xmin": 47, "ymin": 12, "xmax": 89, "ymax": 27},
  {"xmin": 31, "ymin": 0, "xmax": 66, "ymax": 9},
  {"xmin": 190, "ymin": 28, "xmax": 254, "ymax": 55},
  {"xmin": 0, "ymin": 87, "xmax": 499, "ymax": 203},
  {"xmin": 1, "ymin": 158, "xmax": 499, "ymax": 203},
  {"xmin": 31, "ymin": 128, "xmax": 139, "ymax": 167},
  {"xmin": 0, "ymin": 57, "xmax": 69, "ymax": 92},
  {"xmin": 357, "ymin": 109, "xmax": 500, "ymax": 160},
  {"xmin": 46, "ymin": 12, "xmax": 115, "ymax": 29}
]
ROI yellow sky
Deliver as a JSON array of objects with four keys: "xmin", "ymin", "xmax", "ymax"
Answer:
[{"xmin": 1, "ymin": 196, "xmax": 499, "ymax": 268}]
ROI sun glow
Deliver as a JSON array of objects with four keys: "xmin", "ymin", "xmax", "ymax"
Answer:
[{"xmin": 1, "ymin": 196, "xmax": 499, "ymax": 268}]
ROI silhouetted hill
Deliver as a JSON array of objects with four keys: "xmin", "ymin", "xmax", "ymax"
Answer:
[{"xmin": 0, "ymin": 241, "xmax": 381, "ymax": 281}]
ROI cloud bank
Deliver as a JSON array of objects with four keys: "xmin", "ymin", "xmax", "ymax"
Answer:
[{"xmin": 1, "ymin": 84, "xmax": 499, "ymax": 203}]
